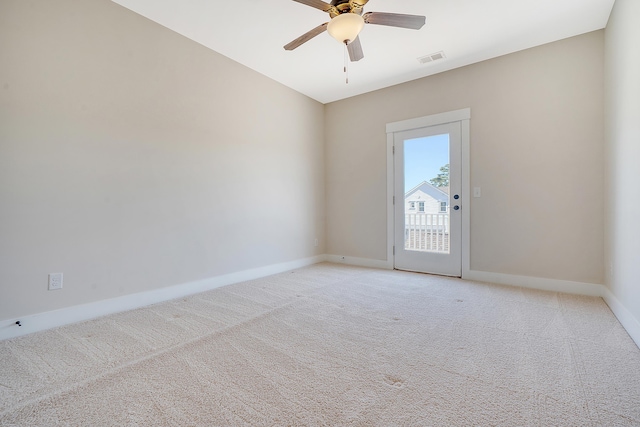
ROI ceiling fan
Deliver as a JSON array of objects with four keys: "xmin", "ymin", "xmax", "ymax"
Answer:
[{"xmin": 284, "ymin": 0, "xmax": 426, "ymax": 62}]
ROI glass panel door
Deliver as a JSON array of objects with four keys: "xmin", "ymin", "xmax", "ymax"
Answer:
[{"xmin": 394, "ymin": 122, "xmax": 461, "ymax": 276}]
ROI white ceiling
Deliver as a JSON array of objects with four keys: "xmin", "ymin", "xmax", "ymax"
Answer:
[{"xmin": 109, "ymin": 0, "xmax": 615, "ymax": 104}]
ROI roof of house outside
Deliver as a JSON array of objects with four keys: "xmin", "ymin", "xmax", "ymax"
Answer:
[{"xmin": 405, "ymin": 181, "xmax": 450, "ymax": 202}]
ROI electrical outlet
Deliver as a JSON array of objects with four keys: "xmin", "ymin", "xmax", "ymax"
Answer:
[
  {"xmin": 473, "ymin": 187, "xmax": 482, "ymax": 198},
  {"xmin": 48, "ymin": 273, "xmax": 63, "ymax": 290},
  {"xmin": 314, "ymin": 238, "xmax": 319, "ymax": 247}
]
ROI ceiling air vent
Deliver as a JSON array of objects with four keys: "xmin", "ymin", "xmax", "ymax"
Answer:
[{"xmin": 417, "ymin": 51, "xmax": 446, "ymax": 64}]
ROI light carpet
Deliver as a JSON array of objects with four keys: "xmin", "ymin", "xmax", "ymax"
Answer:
[{"xmin": 1, "ymin": 263, "xmax": 639, "ymax": 426}]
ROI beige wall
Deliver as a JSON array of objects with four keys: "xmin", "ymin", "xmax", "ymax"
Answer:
[
  {"xmin": 326, "ymin": 31, "xmax": 604, "ymax": 284},
  {"xmin": 0, "ymin": 0, "xmax": 325, "ymax": 320},
  {"xmin": 0, "ymin": 0, "xmax": 616, "ymax": 324},
  {"xmin": 605, "ymin": 0, "xmax": 640, "ymax": 325}
]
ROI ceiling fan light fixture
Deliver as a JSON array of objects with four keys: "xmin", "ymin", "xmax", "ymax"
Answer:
[{"xmin": 327, "ymin": 13, "xmax": 365, "ymax": 44}]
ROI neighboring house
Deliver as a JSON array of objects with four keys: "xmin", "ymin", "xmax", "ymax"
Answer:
[
  {"xmin": 404, "ymin": 181, "xmax": 450, "ymax": 251},
  {"xmin": 405, "ymin": 181, "xmax": 449, "ymax": 214}
]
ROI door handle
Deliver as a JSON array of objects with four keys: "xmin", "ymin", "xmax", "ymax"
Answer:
[
  {"xmin": 453, "ymin": 205, "xmax": 460, "ymax": 211},
  {"xmin": 454, "ymin": 194, "xmax": 459, "ymax": 200}
]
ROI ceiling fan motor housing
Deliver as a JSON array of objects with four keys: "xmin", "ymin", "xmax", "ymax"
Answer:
[{"xmin": 329, "ymin": 0, "xmax": 364, "ymax": 17}]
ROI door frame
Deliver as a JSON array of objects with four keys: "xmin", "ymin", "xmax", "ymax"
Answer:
[{"xmin": 386, "ymin": 108, "xmax": 471, "ymax": 277}]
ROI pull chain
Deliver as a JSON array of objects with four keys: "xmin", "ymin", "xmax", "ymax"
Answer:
[{"xmin": 343, "ymin": 41, "xmax": 349, "ymax": 84}]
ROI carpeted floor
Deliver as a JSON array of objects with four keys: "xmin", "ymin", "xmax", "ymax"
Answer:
[{"xmin": 1, "ymin": 263, "xmax": 639, "ymax": 426}]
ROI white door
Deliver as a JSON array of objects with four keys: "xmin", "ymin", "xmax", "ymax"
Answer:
[{"xmin": 393, "ymin": 121, "xmax": 462, "ymax": 276}]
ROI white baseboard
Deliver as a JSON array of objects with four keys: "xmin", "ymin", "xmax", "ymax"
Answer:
[
  {"xmin": 325, "ymin": 254, "xmax": 393, "ymax": 270},
  {"xmin": 4, "ymin": 258, "xmax": 639, "ymax": 350},
  {"xmin": 0, "ymin": 255, "xmax": 326, "ymax": 341},
  {"xmin": 601, "ymin": 287, "xmax": 640, "ymax": 349},
  {"xmin": 463, "ymin": 269, "xmax": 605, "ymax": 296}
]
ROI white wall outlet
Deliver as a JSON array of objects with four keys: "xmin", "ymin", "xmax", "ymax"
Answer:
[
  {"xmin": 473, "ymin": 187, "xmax": 482, "ymax": 198},
  {"xmin": 48, "ymin": 273, "xmax": 63, "ymax": 290},
  {"xmin": 314, "ymin": 238, "xmax": 319, "ymax": 247}
]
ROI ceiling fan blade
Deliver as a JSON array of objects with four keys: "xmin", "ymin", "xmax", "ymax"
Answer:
[
  {"xmin": 292, "ymin": 0, "xmax": 337, "ymax": 14},
  {"xmin": 347, "ymin": 36, "xmax": 364, "ymax": 62},
  {"xmin": 363, "ymin": 12, "xmax": 426, "ymax": 30},
  {"xmin": 284, "ymin": 23, "xmax": 329, "ymax": 51}
]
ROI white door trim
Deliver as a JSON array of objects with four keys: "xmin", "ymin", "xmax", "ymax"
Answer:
[
  {"xmin": 386, "ymin": 108, "xmax": 471, "ymax": 133},
  {"xmin": 386, "ymin": 108, "xmax": 471, "ymax": 275}
]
